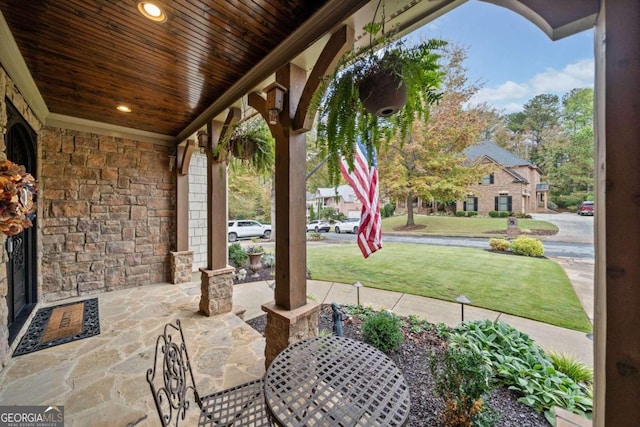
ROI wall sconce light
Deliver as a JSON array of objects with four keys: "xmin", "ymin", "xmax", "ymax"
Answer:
[
  {"xmin": 263, "ymin": 82, "xmax": 287, "ymax": 125},
  {"xmin": 197, "ymin": 130, "xmax": 208, "ymax": 154}
]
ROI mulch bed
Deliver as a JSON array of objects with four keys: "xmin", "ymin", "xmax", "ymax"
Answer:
[
  {"xmin": 246, "ymin": 304, "xmax": 549, "ymax": 427},
  {"xmin": 233, "ymin": 265, "xmax": 275, "ymax": 285}
]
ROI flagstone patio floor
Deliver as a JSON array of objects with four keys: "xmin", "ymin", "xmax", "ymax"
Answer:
[{"xmin": 0, "ymin": 281, "xmax": 266, "ymax": 427}]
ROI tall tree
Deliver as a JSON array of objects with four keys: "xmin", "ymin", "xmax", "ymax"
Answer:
[
  {"xmin": 522, "ymin": 94, "xmax": 560, "ymax": 163},
  {"xmin": 494, "ymin": 111, "xmax": 531, "ymax": 159},
  {"xmin": 562, "ymin": 88, "xmax": 594, "ymax": 136},
  {"xmin": 531, "ymin": 88, "xmax": 594, "ymax": 208},
  {"xmin": 378, "ymin": 44, "xmax": 490, "ymax": 226}
]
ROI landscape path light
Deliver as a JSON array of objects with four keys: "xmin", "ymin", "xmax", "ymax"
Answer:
[
  {"xmin": 352, "ymin": 281, "xmax": 364, "ymax": 306},
  {"xmin": 455, "ymin": 294, "xmax": 471, "ymax": 322}
]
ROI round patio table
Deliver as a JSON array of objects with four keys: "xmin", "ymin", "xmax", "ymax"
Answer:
[{"xmin": 264, "ymin": 335, "xmax": 410, "ymax": 427}]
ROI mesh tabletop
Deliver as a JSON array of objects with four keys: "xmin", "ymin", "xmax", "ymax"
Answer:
[{"xmin": 264, "ymin": 336, "xmax": 410, "ymax": 427}]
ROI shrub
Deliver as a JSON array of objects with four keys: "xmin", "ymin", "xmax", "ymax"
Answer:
[
  {"xmin": 498, "ymin": 211, "xmax": 509, "ymax": 218},
  {"xmin": 362, "ymin": 311, "xmax": 403, "ymax": 353},
  {"xmin": 488, "ymin": 211, "xmax": 499, "ymax": 218},
  {"xmin": 229, "ymin": 243, "xmax": 248, "ymax": 266},
  {"xmin": 515, "ymin": 213, "xmax": 531, "ymax": 219},
  {"xmin": 489, "ymin": 238, "xmax": 510, "ymax": 251},
  {"xmin": 467, "ymin": 211, "xmax": 478, "ymax": 217},
  {"xmin": 307, "ymin": 231, "xmax": 324, "ymax": 241},
  {"xmin": 456, "ymin": 211, "xmax": 467, "ymax": 217},
  {"xmin": 430, "ymin": 346, "xmax": 499, "ymax": 427},
  {"xmin": 553, "ymin": 192, "xmax": 592, "ymax": 210},
  {"xmin": 262, "ymin": 253, "xmax": 275, "ymax": 268},
  {"xmin": 382, "ymin": 203, "xmax": 396, "ymax": 218},
  {"xmin": 511, "ymin": 237, "xmax": 544, "ymax": 257},
  {"xmin": 548, "ymin": 352, "xmax": 593, "ymax": 384}
]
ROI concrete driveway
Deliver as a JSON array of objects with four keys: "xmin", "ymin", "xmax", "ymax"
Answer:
[{"xmin": 530, "ymin": 212, "xmax": 594, "ymax": 244}]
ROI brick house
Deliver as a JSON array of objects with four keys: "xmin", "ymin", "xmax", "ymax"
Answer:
[
  {"xmin": 455, "ymin": 141, "xmax": 550, "ymax": 215},
  {"xmin": 311, "ymin": 185, "xmax": 361, "ymax": 218}
]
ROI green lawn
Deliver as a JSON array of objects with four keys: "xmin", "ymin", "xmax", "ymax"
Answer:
[
  {"xmin": 382, "ymin": 215, "xmax": 559, "ymax": 237},
  {"xmin": 307, "ymin": 243, "xmax": 591, "ymax": 332}
]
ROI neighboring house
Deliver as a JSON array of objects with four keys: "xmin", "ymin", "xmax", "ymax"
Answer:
[
  {"xmin": 305, "ymin": 191, "xmax": 316, "ymax": 220},
  {"xmin": 312, "ymin": 185, "xmax": 362, "ymax": 218},
  {"xmin": 456, "ymin": 141, "xmax": 550, "ymax": 215}
]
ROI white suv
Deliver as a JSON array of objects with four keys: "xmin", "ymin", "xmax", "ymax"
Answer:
[
  {"xmin": 228, "ymin": 220, "xmax": 271, "ymax": 242},
  {"xmin": 334, "ymin": 217, "xmax": 360, "ymax": 234}
]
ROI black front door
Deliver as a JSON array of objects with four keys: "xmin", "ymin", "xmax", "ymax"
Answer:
[{"xmin": 5, "ymin": 100, "xmax": 38, "ymax": 344}]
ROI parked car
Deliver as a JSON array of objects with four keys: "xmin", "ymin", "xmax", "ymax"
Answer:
[
  {"xmin": 228, "ymin": 220, "xmax": 271, "ymax": 242},
  {"xmin": 334, "ymin": 217, "xmax": 360, "ymax": 234},
  {"xmin": 306, "ymin": 220, "xmax": 331, "ymax": 232},
  {"xmin": 577, "ymin": 201, "xmax": 594, "ymax": 216}
]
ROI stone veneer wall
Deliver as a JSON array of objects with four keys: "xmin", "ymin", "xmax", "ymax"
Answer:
[
  {"xmin": 0, "ymin": 66, "xmax": 43, "ymax": 366},
  {"xmin": 188, "ymin": 152, "xmax": 207, "ymax": 271},
  {"xmin": 40, "ymin": 127, "xmax": 176, "ymax": 301}
]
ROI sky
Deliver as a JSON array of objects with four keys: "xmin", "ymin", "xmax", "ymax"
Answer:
[{"xmin": 408, "ymin": 1, "xmax": 595, "ymax": 114}]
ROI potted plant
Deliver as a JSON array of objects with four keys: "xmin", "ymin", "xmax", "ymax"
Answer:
[
  {"xmin": 245, "ymin": 244, "xmax": 265, "ymax": 277},
  {"xmin": 312, "ymin": 22, "xmax": 446, "ymax": 185}
]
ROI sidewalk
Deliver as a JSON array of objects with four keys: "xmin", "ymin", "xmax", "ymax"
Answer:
[{"xmin": 233, "ymin": 259, "xmax": 594, "ymax": 367}]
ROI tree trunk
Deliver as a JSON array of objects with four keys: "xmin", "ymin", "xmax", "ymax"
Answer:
[{"xmin": 406, "ymin": 192, "xmax": 415, "ymax": 226}]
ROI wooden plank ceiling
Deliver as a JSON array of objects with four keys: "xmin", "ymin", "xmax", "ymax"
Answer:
[
  {"xmin": 0, "ymin": 0, "xmax": 329, "ymax": 137},
  {"xmin": 0, "ymin": 1, "xmax": 597, "ymax": 140}
]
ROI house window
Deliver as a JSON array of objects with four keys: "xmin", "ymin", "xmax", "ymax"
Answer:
[
  {"xmin": 481, "ymin": 173, "xmax": 494, "ymax": 185},
  {"xmin": 465, "ymin": 196, "xmax": 477, "ymax": 212},
  {"xmin": 494, "ymin": 195, "xmax": 512, "ymax": 212}
]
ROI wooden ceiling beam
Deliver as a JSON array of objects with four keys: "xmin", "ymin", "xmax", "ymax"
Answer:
[
  {"xmin": 176, "ymin": 0, "xmax": 371, "ymax": 143},
  {"xmin": 293, "ymin": 24, "xmax": 354, "ymax": 133}
]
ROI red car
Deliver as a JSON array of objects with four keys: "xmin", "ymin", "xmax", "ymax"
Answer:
[{"xmin": 577, "ymin": 201, "xmax": 594, "ymax": 216}]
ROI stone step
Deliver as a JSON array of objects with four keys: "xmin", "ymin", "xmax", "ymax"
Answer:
[{"xmin": 554, "ymin": 407, "xmax": 592, "ymax": 427}]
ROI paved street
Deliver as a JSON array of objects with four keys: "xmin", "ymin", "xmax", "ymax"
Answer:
[{"xmin": 325, "ymin": 212, "xmax": 595, "ymax": 258}]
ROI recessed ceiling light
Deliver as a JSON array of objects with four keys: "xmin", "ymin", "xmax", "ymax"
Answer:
[
  {"xmin": 137, "ymin": 1, "xmax": 167, "ymax": 23},
  {"xmin": 117, "ymin": 105, "xmax": 132, "ymax": 113}
]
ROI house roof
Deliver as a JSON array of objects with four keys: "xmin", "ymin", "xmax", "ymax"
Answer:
[
  {"xmin": 466, "ymin": 141, "xmax": 535, "ymax": 168},
  {"xmin": 315, "ymin": 185, "xmax": 358, "ymax": 203},
  {"xmin": 506, "ymin": 168, "xmax": 529, "ymax": 183}
]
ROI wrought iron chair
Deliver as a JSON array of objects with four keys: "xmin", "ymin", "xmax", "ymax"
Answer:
[{"xmin": 146, "ymin": 319, "xmax": 268, "ymax": 426}]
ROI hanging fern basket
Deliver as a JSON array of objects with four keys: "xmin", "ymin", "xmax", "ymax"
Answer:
[
  {"xmin": 358, "ymin": 68, "xmax": 407, "ymax": 117},
  {"xmin": 230, "ymin": 136, "xmax": 258, "ymax": 160}
]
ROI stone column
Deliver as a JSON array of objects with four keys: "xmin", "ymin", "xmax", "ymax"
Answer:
[
  {"xmin": 199, "ymin": 266, "xmax": 234, "ymax": 316},
  {"xmin": 170, "ymin": 251, "xmax": 193, "ymax": 284},
  {"xmin": 262, "ymin": 301, "xmax": 320, "ymax": 368}
]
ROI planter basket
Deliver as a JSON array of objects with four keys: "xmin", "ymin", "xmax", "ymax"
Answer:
[
  {"xmin": 230, "ymin": 137, "xmax": 258, "ymax": 160},
  {"xmin": 358, "ymin": 68, "xmax": 407, "ymax": 117}
]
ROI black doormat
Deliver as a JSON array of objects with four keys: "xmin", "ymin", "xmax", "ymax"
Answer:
[{"xmin": 13, "ymin": 298, "xmax": 100, "ymax": 357}]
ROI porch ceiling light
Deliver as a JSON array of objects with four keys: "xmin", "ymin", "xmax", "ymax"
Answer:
[
  {"xmin": 116, "ymin": 105, "xmax": 132, "ymax": 113},
  {"xmin": 137, "ymin": 1, "xmax": 167, "ymax": 23},
  {"xmin": 263, "ymin": 82, "xmax": 287, "ymax": 125}
]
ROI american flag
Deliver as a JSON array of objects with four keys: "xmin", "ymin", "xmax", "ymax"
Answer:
[{"xmin": 339, "ymin": 141, "xmax": 382, "ymax": 258}]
